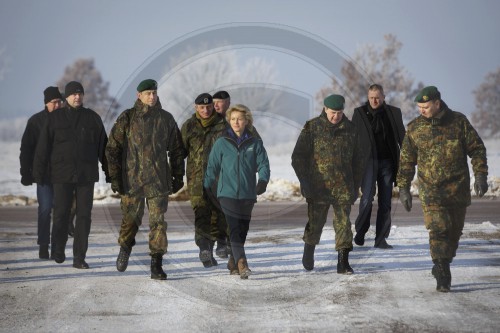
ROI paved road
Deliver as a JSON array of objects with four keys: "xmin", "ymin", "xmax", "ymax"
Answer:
[{"xmin": 1, "ymin": 198, "xmax": 498, "ymax": 233}]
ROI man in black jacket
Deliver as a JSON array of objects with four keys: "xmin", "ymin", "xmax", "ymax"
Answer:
[
  {"xmin": 20, "ymin": 86, "xmax": 63, "ymax": 259},
  {"xmin": 352, "ymin": 84, "xmax": 405, "ymax": 249},
  {"xmin": 33, "ymin": 81, "xmax": 110, "ymax": 269}
]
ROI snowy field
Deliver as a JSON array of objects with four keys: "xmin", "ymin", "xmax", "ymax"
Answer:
[{"xmin": 0, "ymin": 214, "xmax": 499, "ymax": 332}]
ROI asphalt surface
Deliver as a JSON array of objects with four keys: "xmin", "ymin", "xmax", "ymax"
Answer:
[{"xmin": 1, "ymin": 198, "xmax": 498, "ymax": 233}]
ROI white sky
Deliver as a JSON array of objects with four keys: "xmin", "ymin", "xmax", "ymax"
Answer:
[{"xmin": 0, "ymin": 0, "xmax": 500, "ymax": 119}]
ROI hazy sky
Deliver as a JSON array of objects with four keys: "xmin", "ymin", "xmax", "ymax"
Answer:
[{"xmin": 1, "ymin": 0, "xmax": 499, "ymax": 120}]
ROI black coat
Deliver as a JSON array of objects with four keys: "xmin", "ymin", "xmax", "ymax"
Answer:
[
  {"xmin": 352, "ymin": 102, "xmax": 405, "ymax": 185},
  {"xmin": 19, "ymin": 108, "xmax": 50, "ymax": 185},
  {"xmin": 33, "ymin": 105, "xmax": 109, "ymax": 184}
]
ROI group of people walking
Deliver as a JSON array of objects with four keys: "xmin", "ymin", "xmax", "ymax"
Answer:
[{"xmin": 20, "ymin": 79, "xmax": 488, "ymax": 291}]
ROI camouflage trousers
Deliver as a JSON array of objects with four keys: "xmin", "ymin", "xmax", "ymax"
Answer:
[
  {"xmin": 303, "ymin": 201, "xmax": 353, "ymax": 251},
  {"xmin": 118, "ymin": 195, "xmax": 169, "ymax": 256},
  {"xmin": 190, "ymin": 195, "xmax": 219, "ymax": 246},
  {"xmin": 423, "ymin": 205, "xmax": 466, "ymax": 261}
]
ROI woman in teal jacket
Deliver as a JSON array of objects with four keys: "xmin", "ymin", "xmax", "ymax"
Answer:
[{"xmin": 204, "ymin": 104, "xmax": 270, "ymax": 279}]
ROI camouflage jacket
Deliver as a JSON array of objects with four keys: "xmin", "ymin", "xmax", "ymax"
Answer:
[
  {"xmin": 291, "ymin": 112, "xmax": 364, "ymax": 204},
  {"xmin": 181, "ymin": 112, "xmax": 226, "ymax": 196},
  {"xmin": 105, "ymin": 99, "xmax": 185, "ymax": 197},
  {"xmin": 396, "ymin": 101, "xmax": 488, "ymax": 207}
]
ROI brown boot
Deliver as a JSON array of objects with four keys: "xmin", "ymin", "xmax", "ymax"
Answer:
[
  {"xmin": 237, "ymin": 258, "xmax": 252, "ymax": 279},
  {"xmin": 227, "ymin": 255, "xmax": 239, "ymax": 275}
]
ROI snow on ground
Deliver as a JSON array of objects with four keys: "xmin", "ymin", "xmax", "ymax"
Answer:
[{"xmin": 0, "ymin": 213, "xmax": 499, "ymax": 332}]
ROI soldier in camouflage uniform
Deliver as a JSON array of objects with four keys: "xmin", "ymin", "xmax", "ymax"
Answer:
[
  {"xmin": 397, "ymin": 86, "xmax": 488, "ymax": 292},
  {"xmin": 210, "ymin": 90, "xmax": 231, "ymax": 258},
  {"xmin": 106, "ymin": 79, "xmax": 186, "ymax": 280},
  {"xmin": 181, "ymin": 93, "xmax": 226, "ymax": 268},
  {"xmin": 292, "ymin": 94, "xmax": 364, "ymax": 274}
]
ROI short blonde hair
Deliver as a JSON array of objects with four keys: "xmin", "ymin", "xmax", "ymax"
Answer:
[{"xmin": 226, "ymin": 104, "xmax": 254, "ymax": 130}]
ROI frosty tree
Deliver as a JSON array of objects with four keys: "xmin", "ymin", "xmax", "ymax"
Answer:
[
  {"xmin": 57, "ymin": 58, "xmax": 119, "ymax": 121},
  {"xmin": 157, "ymin": 46, "xmax": 281, "ymax": 123},
  {"xmin": 471, "ymin": 67, "xmax": 500, "ymax": 138},
  {"xmin": 316, "ymin": 34, "xmax": 423, "ymax": 121}
]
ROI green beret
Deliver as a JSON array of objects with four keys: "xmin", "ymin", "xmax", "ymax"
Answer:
[
  {"xmin": 324, "ymin": 94, "xmax": 345, "ymax": 110},
  {"xmin": 137, "ymin": 79, "xmax": 158, "ymax": 92},
  {"xmin": 414, "ymin": 86, "xmax": 440, "ymax": 103},
  {"xmin": 195, "ymin": 93, "xmax": 213, "ymax": 105}
]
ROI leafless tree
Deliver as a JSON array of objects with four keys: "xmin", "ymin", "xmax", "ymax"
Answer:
[
  {"xmin": 57, "ymin": 58, "xmax": 120, "ymax": 121},
  {"xmin": 157, "ymin": 46, "xmax": 281, "ymax": 123},
  {"xmin": 472, "ymin": 67, "xmax": 500, "ymax": 138},
  {"xmin": 317, "ymin": 34, "xmax": 423, "ymax": 121}
]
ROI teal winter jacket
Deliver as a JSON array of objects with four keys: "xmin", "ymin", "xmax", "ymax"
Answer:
[{"xmin": 204, "ymin": 129, "xmax": 270, "ymax": 200}]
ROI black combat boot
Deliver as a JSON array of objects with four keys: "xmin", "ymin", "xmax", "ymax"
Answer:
[
  {"xmin": 432, "ymin": 259, "xmax": 451, "ymax": 292},
  {"xmin": 39, "ymin": 244, "xmax": 49, "ymax": 259},
  {"xmin": 53, "ymin": 246, "xmax": 66, "ymax": 264},
  {"xmin": 116, "ymin": 246, "xmax": 131, "ymax": 272},
  {"xmin": 302, "ymin": 243, "xmax": 315, "ymax": 271},
  {"xmin": 151, "ymin": 254, "xmax": 167, "ymax": 280},
  {"xmin": 215, "ymin": 239, "xmax": 229, "ymax": 259},
  {"xmin": 337, "ymin": 249, "xmax": 354, "ymax": 275},
  {"xmin": 199, "ymin": 238, "xmax": 217, "ymax": 268}
]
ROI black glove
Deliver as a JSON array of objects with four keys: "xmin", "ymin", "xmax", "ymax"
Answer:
[
  {"xmin": 256, "ymin": 180, "xmax": 268, "ymax": 195},
  {"xmin": 474, "ymin": 174, "xmax": 488, "ymax": 198},
  {"xmin": 172, "ymin": 177, "xmax": 184, "ymax": 194},
  {"xmin": 399, "ymin": 187, "xmax": 412, "ymax": 212},
  {"xmin": 21, "ymin": 175, "xmax": 34, "ymax": 186},
  {"xmin": 111, "ymin": 178, "xmax": 124, "ymax": 195}
]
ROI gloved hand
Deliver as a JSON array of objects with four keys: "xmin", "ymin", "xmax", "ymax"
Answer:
[
  {"xmin": 172, "ymin": 177, "xmax": 184, "ymax": 194},
  {"xmin": 474, "ymin": 174, "xmax": 488, "ymax": 198},
  {"xmin": 256, "ymin": 180, "xmax": 268, "ymax": 195},
  {"xmin": 399, "ymin": 187, "xmax": 412, "ymax": 212},
  {"xmin": 111, "ymin": 178, "xmax": 124, "ymax": 195},
  {"xmin": 21, "ymin": 175, "xmax": 34, "ymax": 186}
]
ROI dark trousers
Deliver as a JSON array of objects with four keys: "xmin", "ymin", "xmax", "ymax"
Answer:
[
  {"xmin": 355, "ymin": 158, "xmax": 394, "ymax": 245},
  {"xmin": 219, "ymin": 198, "xmax": 254, "ymax": 263},
  {"xmin": 52, "ymin": 182, "xmax": 94, "ymax": 261},
  {"xmin": 36, "ymin": 184, "xmax": 54, "ymax": 246}
]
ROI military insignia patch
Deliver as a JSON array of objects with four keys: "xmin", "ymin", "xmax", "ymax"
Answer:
[{"xmin": 423, "ymin": 95, "xmax": 429, "ymax": 101}]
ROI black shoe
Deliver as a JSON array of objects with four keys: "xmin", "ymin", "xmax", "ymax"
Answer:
[
  {"xmin": 199, "ymin": 238, "xmax": 215, "ymax": 268},
  {"xmin": 200, "ymin": 249, "xmax": 213, "ymax": 268},
  {"xmin": 53, "ymin": 251, "xmax": 66, "ymax": 264},
  {"xmin": 374, "ymin": 239, "xmax": 393, "ymax": 249},
  {"xmin": 73, "ymin": 260, "xmax": 89, "ymax": 269},
  {"xmin": 39, "ymin": 244, "xmax": 49, "ymax": 259},
  {"xmin": 337, "ymin": 249, "xmax": 354, "ymax": 275},
  {"xmin": 116, "ymin": 246, "xmax": 131, "ymax": 272},
  {"xmin": 432, "ymin": 259, "xmax": 451, "ymax": 292},
  {"xmin": 302, "ymin": 243, "xmax": 315, "ymax": 271},
  {"xmin": 215, "ymin": 241, "xmax": 229, "ymax": 259},
  {"xmin": 354, "ymin": 233, "xmax": 365, "ymax": 246},
  {"xmin": 151, "ymin": 254, "xmax": 167, "ymax": 280}
]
